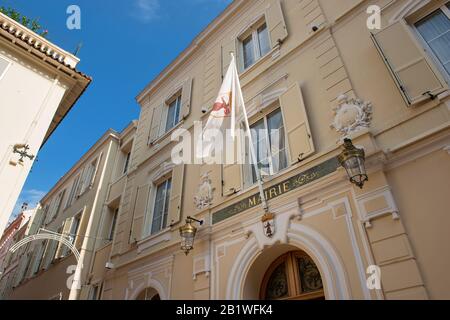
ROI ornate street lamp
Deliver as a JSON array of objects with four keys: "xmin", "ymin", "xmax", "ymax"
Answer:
[
  {"xmin": 179, "ymin": 217, "xmax": 204, "ymax": 255},
  {"xmin": 337, "ymin": 139, "xmax": 368, "ymax": 189}
]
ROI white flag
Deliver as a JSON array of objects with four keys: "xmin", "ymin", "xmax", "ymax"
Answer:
[{"xmin": 197, "ymin": 54, "xmax": 240, "ymax": 160}]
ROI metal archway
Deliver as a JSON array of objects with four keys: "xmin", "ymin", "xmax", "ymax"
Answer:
[{"xmin": 9, "ymin": 230, "xmax": 81, "ymax": 263}]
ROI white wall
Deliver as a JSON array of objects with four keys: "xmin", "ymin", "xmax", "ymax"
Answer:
[{"xmin": 0, "ymin": 45, "xmax": 69, "ymax": 236}]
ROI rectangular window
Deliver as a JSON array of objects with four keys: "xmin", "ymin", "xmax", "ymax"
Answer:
[
  {"xmin": 109, "ymin": 208, "xmax": 119, "ymax": 240},
  {"xmin": 165, "ymin": 95, "xmax": 182, "ymax": 133},
  {"xmin": 151, "ymin": 179, "xmax": 172, "ymax": 235},
  {"xmin": 245, "ymin": 109, "xmax": 288, "ymax": 186},
  {"xmin": 243, "ymin": 34, "xmax": 256, "ymax": 69},
  {"xmin": 415, "ymin": 5, "xmax": 450, "ymax": 77},
  {"xmin": 123, "ymin": 152, "xmax": 131, "ymax": 174},
  {"xmin": 257, "ymin": 24, "xmax": 271, "ymax": 57},
  {"xmin": 0, "ymin": 56, "xmax": 9, "ymax": 79},
  {"xmin": 241, "ymin": 22, "xmax": 271, "ymax": 70}
]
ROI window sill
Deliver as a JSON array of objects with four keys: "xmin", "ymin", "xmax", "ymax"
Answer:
[
  {"xmin": 137, "ymin": 228, "xmax": 172, "ymax": 254},
  {"xmin": 239, "ymin": 47, "xmax": 278, "ymax": 80},
  {"xmin": 148, "ymin": 121, "xmax": 184, "ymax": 148}
]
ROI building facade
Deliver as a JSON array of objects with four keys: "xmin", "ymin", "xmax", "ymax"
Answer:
[
  {"xmin": 3, "ymin": 122, "xmax": 137, "ymax": 300},
  {"xmin": 0, "ymin": 208, "xmax": 33, "ymax": 299},
  {"xmin": 98, "ymin": 0, "xmax": 450, "ymax": 300},
  {"xmin": 0, "ymin": 12, "xmax": 91, "ymax": 237}
]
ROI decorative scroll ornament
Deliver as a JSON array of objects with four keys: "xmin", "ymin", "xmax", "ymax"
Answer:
[
  {"xmin": 194, "ymin": 173, "xmax": 214, "ymax": 210},
  {"xmin": 262, "ymin": 212, "xmax": 275, "ymax": 238},
  {"xmin": 331, "ymin": 94, "xmax": 373, "ymax": 140}
]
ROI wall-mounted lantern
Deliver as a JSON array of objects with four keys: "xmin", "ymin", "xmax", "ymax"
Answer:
[
  {"xmin": 179, "ymin": 217, "xmax": 204, "ymax": 255},
  {"xmin": 337, "ymin": 139, "xmax": 368, "ymax": 189}
]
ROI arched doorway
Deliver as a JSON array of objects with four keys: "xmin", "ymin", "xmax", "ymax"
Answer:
[
  {"xmin": 135, "ymin": 287, "xmax": 161, "ymax": 300},
  {"xmin": 260, "ymin": 251, "xmax": 324, "ymax": 300}
]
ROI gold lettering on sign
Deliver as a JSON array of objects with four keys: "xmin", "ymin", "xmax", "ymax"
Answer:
[{"xmin": 249, "ymin": 196, "xmax": 258, "ymax": 207}]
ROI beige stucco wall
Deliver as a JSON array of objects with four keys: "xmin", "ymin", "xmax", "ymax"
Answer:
[
  {"xmin": 386, "ymin": 147, "xmax": 450, "ymax": 299},
  {"xmin": 3, "ymin": 0, "xmax": 449, "ymax": 300},
  {"xmin": 99, "ymin": 0, "xmax": 450, "ymax": 301},
  {"xmin": 6, "ymin": 131, "xmax": 126, "ymax": 300}
]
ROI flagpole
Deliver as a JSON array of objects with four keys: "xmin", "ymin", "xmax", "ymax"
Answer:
[{"xmin": 231, "ymin": 54, "xmax": 269, "ymax": 213}]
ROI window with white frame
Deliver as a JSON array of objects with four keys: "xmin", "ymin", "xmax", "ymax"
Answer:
[
  {"xmin": 150, "ymin": 178, "xmax": 172, "ymax": 235},
  {"xmin": 240, "ymin": 20, "xmax": 271, "ymax": 70},
  {"xmin": 0, "ymin": 56, "xmax": 9, "ymax": 79},
  {"xmin": 244, "ymin": 108, "xmax": 288, "ymax": 188},
  {"xmin": 165, "ymin": 94, "xmax": 182, "ymax": 133},
  {"xmin": 415, "ymin": 3, "xmax": 450, "ymax": 78}
]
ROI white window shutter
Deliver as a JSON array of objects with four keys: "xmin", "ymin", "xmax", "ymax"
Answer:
[
  {"xmin": 149, "ymin": 104, "xmax": 163, "ymax": 144},
  {"xmin": 266, "ymin": 0, "xmax": 288, "ymax": 47},
  {"xmin": 42, "ymin": 239, "xmax": 58, "ymax": 270},
  {"xmin": 167, "ymin": 164, "xmax": 185, "ymax": 227},
  {"xmin": 56, "ymin": 218, "xmax": 73, "ymax": 259},
  {"xmin": 28, "ymin": 207, "xmax": 45, "ymax": 235},
  {"xmin": 53, "ymin": 190, "xmax": 65, "ymax": 220},
  {"xmin": 181, "ymin": 78, "xmax": 193, "ymax": 119},
  {"xmin": 89, "ymin": 155, "xmax": 102, "ymax": 187},
  {"xmin": 74, "ymin": 210, "xmax": 89, "ymax": 250},
  {"xmin": 371, "ymin": 20, "xmax": 448, "ymax": 105},
  {"xmin": 279, "ymin": 83, "xmax": 315, "ymax": 164},
  {"xmin": 130, "ymin": 184, "xmax": 151, "ymax": 243}
]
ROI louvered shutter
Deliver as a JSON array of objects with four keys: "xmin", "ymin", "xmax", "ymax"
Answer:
[
  {"xmin": 181, "ymin": 78, "xmax": 193, "ymax": 119},
  {"xmin": 130, "ymin": 184, "xmax": 151, "ymax": 243},
  {"xmin": 279, "ymin": 83, "xmax": 315, "ymax": 164},
  {"xmin": 75, "ymin": 210, "xmax": 90, "ymax": 250},
  {"xmin": 371, "ymin": 20, "xmax": 448, "ymax": 105},
  {"xmin": 167, "ymin": 164, "xmax": 185, "ymax": 227},
  {"xmin": 266, "ymin": 0, "xmax": 288, "ymax": 47},
  {"xmin": 149, "ymin": 104, "xmax": 163, "ymax": 144}
]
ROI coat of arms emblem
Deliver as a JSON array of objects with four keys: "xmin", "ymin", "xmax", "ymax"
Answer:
[
  {"xmin": 261, "ymin": 212, "xmax": 275, "ymax": 238},
  {"xmin": 194, "ymin": 173, "xmax": 214, "ymax": 210}
]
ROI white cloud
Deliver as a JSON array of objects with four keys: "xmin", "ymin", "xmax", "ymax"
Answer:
[
  {"xmin": 9, "ymin": 189, "xmax": 46, "ymax": 222},
  {"xmin": 133, "ymin": 0, "xmax": 160, "ymax": 23}
]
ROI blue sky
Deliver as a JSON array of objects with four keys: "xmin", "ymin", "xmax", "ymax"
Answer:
[{"xmin": 2, "ymin": 0, "xmax": 231, "ymax": 219}]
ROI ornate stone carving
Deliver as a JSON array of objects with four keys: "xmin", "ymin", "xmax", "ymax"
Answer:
[
  {"xmin": 331, "ymin": 94, "xmax": 373, "ymax": 140},
  {"xmin": 194, "ymin": 173, "xmax": 214, "ymax": 210},
  {"xmin": 262, "ymin": 212, "xmax": 275, "ymax": 238}
]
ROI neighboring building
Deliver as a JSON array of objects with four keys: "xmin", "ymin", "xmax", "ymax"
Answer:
[
  {"xmin": 96, "ymin": 0, "xmax": 450, "ymax": 300},
  {"xmin": 4, "ymin": 122, "xmax": 137, "ymax": 300},
  {"xmin": 0, "ymin": 12, "xmax": 92, "ymax": 237},
  {"xmin": 0, "ymin": 208, "xmax": 34, "ymax": 299}
]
